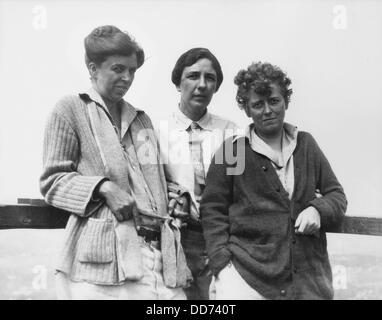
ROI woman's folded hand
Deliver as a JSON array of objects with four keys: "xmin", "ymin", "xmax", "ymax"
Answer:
[
  {"xmin": 295, "ymin": 206, "xmax": 321, "ymax": 237},
  {"xmin": 97, "ymin": 181, "xmax": 138, "ymax": 222},
  {"xmin": 168, "ymin": 192, "xmax": 190, "ymax": 227}
]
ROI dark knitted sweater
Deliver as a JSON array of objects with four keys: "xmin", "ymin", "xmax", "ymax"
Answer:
[{"xmin": 200, "ymin": 131, "xmax": 347, "ymax": 300}]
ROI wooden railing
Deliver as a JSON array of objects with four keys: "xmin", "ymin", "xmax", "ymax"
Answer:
[
  {"xmin": 0, "ymin": 199, "xmax": 381, "ymax": 236},
  {"xmin": 0, "ymin": 204, "xmax": 69, "ymax": 230}
]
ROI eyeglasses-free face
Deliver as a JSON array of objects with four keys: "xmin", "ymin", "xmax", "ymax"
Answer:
[
  {"xmin": 244, "ymin": 83, "xmax": 287, "ymax": 140},
  {"xmin": 90, "ymin": 54, "xmax": 138, "ymax": 104},
  {"xmin": 177, "ymin": 58, "xmax": 218, "ymax": 116}
]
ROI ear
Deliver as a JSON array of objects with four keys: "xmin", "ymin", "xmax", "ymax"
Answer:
[
  {"xmin": 176, "ymin": 85, "xmax": 181, "ymax": 92},
  {"xmin": 88, "ymin": 62, "xmax": 98, "ymax": 79}
]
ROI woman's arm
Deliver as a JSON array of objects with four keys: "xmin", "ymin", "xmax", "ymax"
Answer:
[
  {"xmin": 200, "ymin": 141, "xmax": 234, "ymax": 276},
  {"xmin": 40, "ymin": 109, "xmax": 106, "ymax": 217},
  {"xmin": 307, "ymin": 133, "xmax": 348, "ymax": 230}
]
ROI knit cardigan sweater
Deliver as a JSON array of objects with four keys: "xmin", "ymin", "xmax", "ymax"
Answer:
[
  {"xmin": 40, "ymin": 94, "xmax": 171, "ymax": 285},
  {"xmin": 200, "ymin": 132, "xmax": 347, "ymax": 300}
]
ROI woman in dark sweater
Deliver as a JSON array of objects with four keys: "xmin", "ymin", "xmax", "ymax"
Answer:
[{"xmin": 200, "ymin": 62, "xmax": 347, "ymax": 300}]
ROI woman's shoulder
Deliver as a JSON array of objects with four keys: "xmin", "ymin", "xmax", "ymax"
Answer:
[
  {"xmin": 217, "ymin": 134, "xmax": 248, "ymax": 157},
  {"xmin": 51, "ymin": 94, "xmax": 87, "ymax": 119},
  {"xmin": 53, "ymin": 94, "xmax": 83, "ymax": 110},
  {"xmin": 297, "ymin": 130, "xmax": 321, "ymax": 150},
  {"xmin": 298, "ymin": 130, "xmax": 314, "ymax": 140},
  {"xmin": 208, "ymin": 112, "xmax": 238, "ymax": 129}
]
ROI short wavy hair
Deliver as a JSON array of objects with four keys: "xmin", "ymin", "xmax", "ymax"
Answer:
[
  {"xmin": 84, "ymin": 25, "xmax": 145, "ymax": 68},
  {"xmin": 234, "ymin": 62, "xmax": 292, "ymax": 109},
  {"xmin": 171, "ymin": 48, "xmax": 223, "ymax": 92}
]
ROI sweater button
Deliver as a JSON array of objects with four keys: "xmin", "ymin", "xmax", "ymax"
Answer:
[
  {"xmin": 293, "ymin": 267, "xmax": 298, "ymax": 274},
  {"xmin": 261, "ymin": 166, "xmax": 267, "ymax": 171},
  {"xmin": 292, "ymin": 238, "xmax": 296, "ymax": 244},
  {"xmin": 280, "ymin": 289, "xmax": 286, "ymax": 296}
]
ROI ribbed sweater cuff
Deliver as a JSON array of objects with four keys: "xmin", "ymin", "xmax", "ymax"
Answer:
[
  {"xmin": 46, "ymin": 175, "xmax": 107, "ymax": 217},
  {"xmin": 309, "ymin": 198, "xmax": 340, "ymax": 229}
]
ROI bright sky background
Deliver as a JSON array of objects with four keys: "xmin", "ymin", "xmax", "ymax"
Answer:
[{"xmin": 0, "ymin": 0, "xmax": 381, "ymax": 218}]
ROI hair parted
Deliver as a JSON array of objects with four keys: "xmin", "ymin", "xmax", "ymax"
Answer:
[
  {"xmin": 171, "ymin": 47, "xmax": 223, "ymax": 92},
  {"xmin": 84, "ymin": 25, "xmax": 145, "ymax": 68},
  {"xmin": 234, "ymin": 62, "xmax": 293, "ymax": 109}
]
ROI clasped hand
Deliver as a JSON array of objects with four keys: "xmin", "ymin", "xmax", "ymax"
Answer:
[
  {"xmin": 98, "ymin": 181, "xmax": 140, "ymax": 225},
  {"xmin": 295, "ymin": 206, "xmax": 321, "ymax": 237},
  {"xmin": 168, "ymin": 191, "xmax": 198, "ymax": 228}
]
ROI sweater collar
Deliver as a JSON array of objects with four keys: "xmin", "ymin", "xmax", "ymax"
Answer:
[
  {"xmin": 234, "ymin": 122, "xmax": 297, "ymax": 141},
  {"xmin": 79, "ymin": 87, "xmax": 144, "ymax": 138},
  {"xmin": 234, "ymin": 122, "xmax": 298, "ymax": 168}
]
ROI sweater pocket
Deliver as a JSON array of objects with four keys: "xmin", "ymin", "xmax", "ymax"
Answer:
[{"xmin": 77, "ymin": 218, "xmax": 115, "ymax": 264}]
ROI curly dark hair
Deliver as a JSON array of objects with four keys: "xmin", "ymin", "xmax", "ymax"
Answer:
[
  {"xmin": 84, "ymin": 25, "xmax": 145, "ymax": 68},
  {"xmin": 234, "ymin": 62, "xmax": 292, "ymax": 109},
  {"xmin": 171, "ymin": 47, "xmax": 223, "ymax": 92}
]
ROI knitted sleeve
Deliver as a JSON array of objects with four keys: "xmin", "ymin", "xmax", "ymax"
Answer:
[
  {"xmin": 200, "ymin": 138, "xmax": 235, "ymax": 276},
  {"xmin": 306, "ymin": 133, "xmax": 348, "ymax": 229},
  {"xmin": 40, "ymin": 105, "xmax": 106, "ymax": 217}
]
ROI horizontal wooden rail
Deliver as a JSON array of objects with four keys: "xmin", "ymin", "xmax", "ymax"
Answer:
[
  {"xmin": 0, "ymin": 204, "xmax": 69, "ymax": 229},
  {"xmin": 0, "ymin": 203, "xmax": 382, "ymax": 236},
  {"xmin": 331, "ymin": 216, "xmax": 382, "ymax": 236}
]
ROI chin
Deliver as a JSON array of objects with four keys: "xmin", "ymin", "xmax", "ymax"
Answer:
[
  {"xmin": 265, "ymin": 127, "xmax": 283, "ymax": 137},
  {"xmin": 114, "ymin": 93, "xmax": 126, "ymax": 100},
  {"xmin": 190, "ymin": 103, "xmax": 207, "ymax": 112},
  {"xmin": 255, "ymin": 124, "xmax": 281, "ymax": 137}
]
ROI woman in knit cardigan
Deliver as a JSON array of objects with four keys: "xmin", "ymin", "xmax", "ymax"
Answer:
[
  {"xmin": 200, "ymin": 62, "xmax": 347, "ymax": 300},
  {"xmin": 40, "ymin": 25, "xmax": 191, "ymax": 299}
]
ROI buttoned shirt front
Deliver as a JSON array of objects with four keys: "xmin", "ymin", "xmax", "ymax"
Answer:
[{"xmin": 157, "ymin": 107, "xmax": 239, "ymax": 213}]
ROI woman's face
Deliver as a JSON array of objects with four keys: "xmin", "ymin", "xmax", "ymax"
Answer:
[
  {"xmin": 91, "ymin": 54, "xmax": 138, "ymax": 104},
  {"xmin": 244, "ymin": 83, "xmax": 287, "ymax": 139},
  {"xmin": 177, "ymin": 58, "xmax": 217, "ymax": 114}
]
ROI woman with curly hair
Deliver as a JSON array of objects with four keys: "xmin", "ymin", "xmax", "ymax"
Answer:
[{"xmin": 200, "ymin": 61, "xmax": 347, "ymax": 299}]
